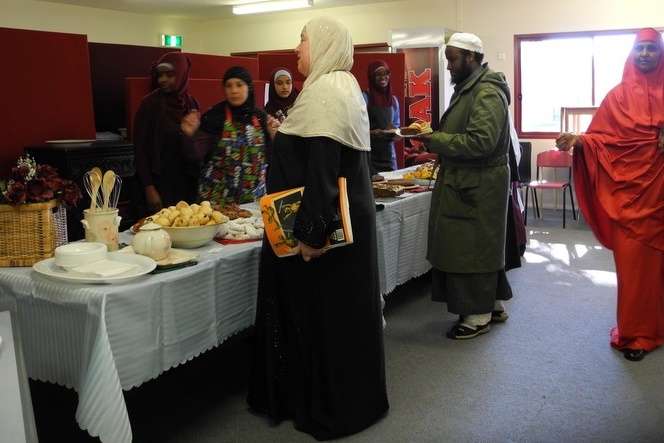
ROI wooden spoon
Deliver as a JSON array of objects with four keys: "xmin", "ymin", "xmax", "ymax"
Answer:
[
  {"xmin": 102, "ymin": 170, "xmax": 116, "ymax": 212},
  {"xmin": 89, "ymin": 169, "xmax": 102, "ymax": 212}
]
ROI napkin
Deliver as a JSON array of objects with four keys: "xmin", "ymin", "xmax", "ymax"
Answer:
[{"xmin": 68, "ymin": 259, "xmax": 138, "ymax": 278}]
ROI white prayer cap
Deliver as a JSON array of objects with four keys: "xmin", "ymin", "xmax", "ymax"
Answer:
[{"xmin": 447, "ymin": 32, "xmax": 483, "ymax": 54}]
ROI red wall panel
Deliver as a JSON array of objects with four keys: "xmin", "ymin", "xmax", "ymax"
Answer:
[
  {"xmin": 88, "ymin": 42, "xmax": 176, "ymax": 133},
  {"xmin": 187, "ymin": 53, "xmax": 259, "ymax": 81},
  {"xmin": 1, "ymin": 27, "xmax": 95, "ymax": 175}
]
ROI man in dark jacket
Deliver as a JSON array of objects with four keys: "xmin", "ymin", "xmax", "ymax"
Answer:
[{"xmin": 415, "ymin": 32, "xmax": 513, "ymax": 340}]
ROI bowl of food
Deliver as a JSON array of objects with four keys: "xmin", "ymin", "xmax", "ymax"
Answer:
[
  {"xmin": 162, "ymin": 224, "xmax": 219, "ymax": 248},
  {"xmin": 55, "ymin": 242, "xmax": 107, "ymax": 270}
]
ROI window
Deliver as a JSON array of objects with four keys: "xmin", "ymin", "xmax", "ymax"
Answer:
[{"xmin": 514, "ymin": 29, "xmax": 659, "ymax": 138}]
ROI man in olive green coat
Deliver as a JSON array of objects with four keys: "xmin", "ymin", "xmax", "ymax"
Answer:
[{"xmin": 415, "ymin": 32, "xmax": 513, "ymax": 340}]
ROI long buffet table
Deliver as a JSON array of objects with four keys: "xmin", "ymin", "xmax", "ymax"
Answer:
[{"xmin": 0, "ymin": 187, "xmax": 432, "ymax": 443}]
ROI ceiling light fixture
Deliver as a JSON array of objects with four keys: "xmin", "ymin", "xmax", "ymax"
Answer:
[{"xmin": 232, "ymin": 0, "xmax": 313, "ymax": 15}]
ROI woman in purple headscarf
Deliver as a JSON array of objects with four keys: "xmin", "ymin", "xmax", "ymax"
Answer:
[
  {"xmin": 362, "ymin": 59, "xmax": 401, "ymax": 175},
  {"xmin": 264, "ymin": 67, "xmax": 299, "ymax": 121},
  {"xmin": 133, "ymin": 52, "xmax": 200, "ymax": 217}
]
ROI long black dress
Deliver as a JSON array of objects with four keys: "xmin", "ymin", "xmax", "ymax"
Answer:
[{"xmin": 248, "ymin": 132, "xmax": 389, "ymax": 440}]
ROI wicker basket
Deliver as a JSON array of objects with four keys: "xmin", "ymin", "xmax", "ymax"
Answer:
[{"xmin": 0, "ymin": 199, "xmax": 68, "ymax": 267}]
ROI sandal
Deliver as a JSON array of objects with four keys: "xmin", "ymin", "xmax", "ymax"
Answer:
[
  {"xmin": 491, "ymin": 310, "xmax": 509, "ymax": 322},
  {"xmin": 446, "ymin": 323, "xmax": 491, "ymax": 340}
]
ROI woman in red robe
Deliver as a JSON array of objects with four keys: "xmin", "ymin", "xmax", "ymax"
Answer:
[{"xmin": 556, "ymin": 28, "xmax": 664, "ymax": 361}]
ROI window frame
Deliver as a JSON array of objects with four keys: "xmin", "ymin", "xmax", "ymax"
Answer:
[{"xmin": 513, "ymin": 28, "xmax": 646, "ymax": 139}]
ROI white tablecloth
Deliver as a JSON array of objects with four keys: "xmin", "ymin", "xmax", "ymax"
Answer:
[
  {"xmin": 0, "ymin": 239, "xmax": 260, "ymax": 443},
  {"xmin": 375, "ymin": 191, "xmax": 432, "ymax": 295},
  {"xmin": 0, "ymin": 188, "xmax": 432, "ymax": 443}
]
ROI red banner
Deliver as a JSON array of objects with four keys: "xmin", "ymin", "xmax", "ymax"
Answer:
[{"xmin": 400, "ymin": 47, "xmax": 440, "ymax": 163}]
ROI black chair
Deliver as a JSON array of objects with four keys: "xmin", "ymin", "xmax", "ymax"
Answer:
[
  {"xmin": 517, "ymin": 142, "xmax": 532, "ymax": 203},
  {"xmin": 517, "ymin": 142, "xmax": 532, "ymax": 187}
]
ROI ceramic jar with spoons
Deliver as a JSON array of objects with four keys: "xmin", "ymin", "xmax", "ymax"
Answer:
[
  {"xmin": 81, "ymin": 167, "xmax": 122, "ymax": 251},
  {"xmin": 81, "ymin": 208, "xmax": 121, "ymax": 251}
]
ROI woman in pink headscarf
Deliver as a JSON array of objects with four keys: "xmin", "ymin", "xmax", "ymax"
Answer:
[
  {"xmin": 557, "ymin": 28, "xmax": 664, "ymax": 361},
  {"xmin": 133, "ymin": 52, "xmax": 200, "ymax": 217}
]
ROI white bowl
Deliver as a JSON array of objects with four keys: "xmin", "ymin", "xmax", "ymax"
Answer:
[
  {"xmin": 54, "ymin": 242, "xmax": 107, "ymax": 270},
  {"xmin": 162, "ymin": 224, "xmax": 219, "ymax": 249}
]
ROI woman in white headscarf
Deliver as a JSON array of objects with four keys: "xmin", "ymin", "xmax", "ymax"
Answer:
[{"xmin": 248, "ymin": 16, "xmax": 389, "ymax": 440}]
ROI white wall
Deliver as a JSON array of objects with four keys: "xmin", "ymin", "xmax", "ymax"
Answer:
[
  {"xmin": 196, "ymin": 1, "xmax": 459, "ymax": 54},
  {"xmin": 1, "ymin": 0, "xmax": 204, "ymax": 51}
]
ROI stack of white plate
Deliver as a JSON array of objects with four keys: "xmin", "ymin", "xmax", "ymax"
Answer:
[{"xmin": 54, "ymin": 242, "xmax": 107, "ymax": 270}]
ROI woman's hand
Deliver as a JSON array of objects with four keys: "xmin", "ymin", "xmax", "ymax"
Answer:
[
  {"xmin": 296, "ymin": 242, "xmax": 326, "ymax": 262},
  {"xmin": 267, "ymin": 114, "xmax": 281, "ymax": 140},
  {"xmin": 659, "ymin": 128, "xmax": 664, "ymax": 153},
  {"xmin": 555, "ymin": 133, "xmax": 581, "ymax": 152},
  {"xmin": 180, "ymin": 110, "xmax": 201, "ymax": 137},
  {"xmin": 145, "ymin": 186, "xmax": 162, "ymax": 213}
]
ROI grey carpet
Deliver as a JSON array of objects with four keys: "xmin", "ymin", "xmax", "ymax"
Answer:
[{"xmin": 29, "ymin": 212, "xmax": 664, "ymax": 442}]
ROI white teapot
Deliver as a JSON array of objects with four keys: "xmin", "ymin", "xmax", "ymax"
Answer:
[{"xmin": 132, "ymin": 222, "xmax": 172, "ymax": 261}]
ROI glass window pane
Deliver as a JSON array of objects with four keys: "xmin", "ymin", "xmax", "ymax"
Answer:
[
  {"xmin": 516, "ymin": 30, "xmax": 662, "ymax": 135},
  {"xmin": 521, "ymin": 38, "xmax": 593, "ymax": 132},
  {"xmin": 593, "ymin": 34, "xmax": 637, "ymax": 104}
]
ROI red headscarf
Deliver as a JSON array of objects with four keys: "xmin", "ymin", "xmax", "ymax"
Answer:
[
  {"xmin": 150, "ymin": 52, "xmax": 194, "ymax": 121},
  {"xmin": 366, "ymin": 60, "xmax": 394, "ymax": 108},
  {"xmin": 575, "ymin": 28, "xmax": 664, "ymax": 249}
]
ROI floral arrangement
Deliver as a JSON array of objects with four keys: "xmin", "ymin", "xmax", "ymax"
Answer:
[{"xmin": 0, "ymin": 155, "xmax": 82, "ymax": 207}]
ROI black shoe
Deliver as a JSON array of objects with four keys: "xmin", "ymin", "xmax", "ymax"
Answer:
[
  {"xmin": 446, "ymin": 323, "xmax": 491, "ymax": 340},
  {"xmin": 623, "ymin": 348, "xmax": 647, "ymax": 362}
]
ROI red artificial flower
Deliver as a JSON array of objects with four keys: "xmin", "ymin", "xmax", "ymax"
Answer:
[
  {"xmin": 3, "ymin": 181, "xmax": 27, "ymax": 204},
  {"xmin": 0, "ymin": 155, "xmax": 82, "ymax": 207},
  {"xmin": 59, "ymin": 180, "xmax": 83, "ymax": 207},
  {"xmin": 25, "ymin": 177, "xmax": 54, "ymax": 201}
]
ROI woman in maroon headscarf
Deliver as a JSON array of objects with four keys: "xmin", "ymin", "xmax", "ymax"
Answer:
[
  {"xmin": 264, "ymin": 68, "xmax": 299, "ymax": 121},
  {"xmin": 557, "ymin": 28, "xmax": 664, "ymax": 361},
  {"xmin": 133, "ymin": 52, "xmax": 200, "ymax": 217},
  {"xmin": 363, "ymin": 60, "xmax": 401, "ymax": 175}
]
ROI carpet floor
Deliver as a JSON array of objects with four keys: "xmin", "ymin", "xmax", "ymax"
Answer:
[{"xmin": 29, "ymin": 213, "xmax": 664, "ymax": 442}]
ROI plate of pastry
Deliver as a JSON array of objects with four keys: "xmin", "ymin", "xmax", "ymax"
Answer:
[{"xmin": 396, "ymin": 122, "xmax": 433, "ymax": 138}]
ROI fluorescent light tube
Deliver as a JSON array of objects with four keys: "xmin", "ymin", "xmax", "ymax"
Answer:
[{"xmin": 233, "ymin": 0, "xmax": 313, "ymax": 15}]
